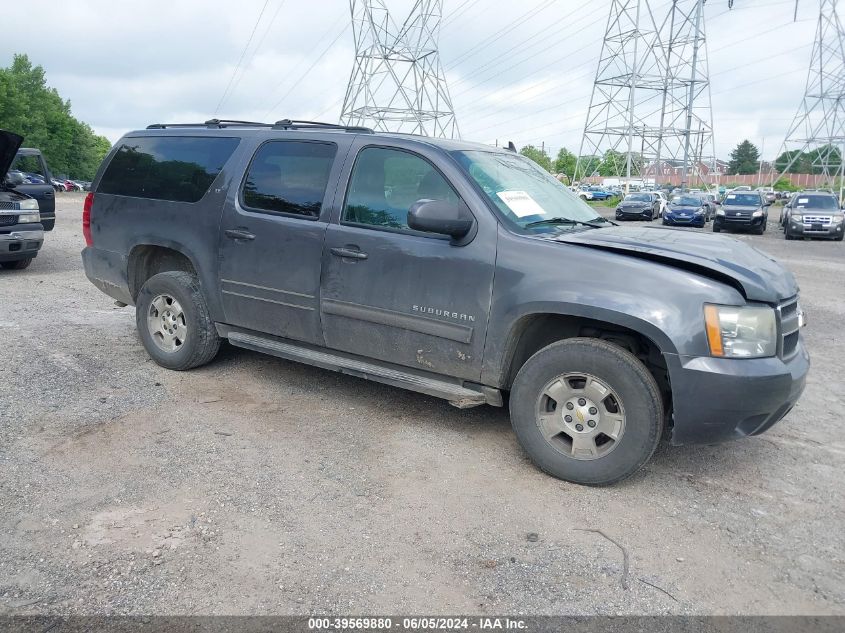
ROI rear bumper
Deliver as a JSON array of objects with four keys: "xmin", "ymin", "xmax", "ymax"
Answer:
[
  {"xmin": 81, "ymin": 245, "xmax": 134, "ymax": 304},
  {"xmin": 667, "ymin": 339, "xmax": 810, "ymax": 445},
  {"xmin": 0, "ymin": 227, "xmax": 43, "ymax": 262}
]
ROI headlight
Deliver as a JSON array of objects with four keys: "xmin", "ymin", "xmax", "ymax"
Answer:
[
  {"xmin": 716, "ymin": 208, "xmax": 725, "ymax": 216},
  {"xmin": 17, "ymin": 211, "xmax": 41, "ymax": 223},
  {"xmin": 752, "ymin": 210, "xmax": 763, "ymax": 217},
  {"xmin": 18, "ymin": 198, "xmax": 39, "ymax": 211},
  {"xmin": 792, "ymin": 214, "xmax": 803, "ymax": 222},
  {"xmin": 695, "ymin": 209, "xmax": 704, "ymax": 215},
  {"xmin": 832, "ymin": 213, "xmax": 844, "ymax": 224},
  {"xmin": 704, "ymin": 304, "xmax": 777, "ymax": 358}
]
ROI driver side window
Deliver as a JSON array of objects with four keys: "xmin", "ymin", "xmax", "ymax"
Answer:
[{"xmin": 342, "ymin": 147, "xmax": 461, "ymax": 232}]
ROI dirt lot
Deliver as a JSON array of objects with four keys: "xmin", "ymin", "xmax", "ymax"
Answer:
[{"xmin": 1, "ymin": 192, "xmax": 843, "ymax": 615}]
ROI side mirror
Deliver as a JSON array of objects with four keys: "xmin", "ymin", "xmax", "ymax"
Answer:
[
  {"xmin": 408, "ymin": 199, "xmax": 474, "ymax": 240},
  {"xmin": 5, "ymin": 171, "xmax": 25, "ymax": 186}
]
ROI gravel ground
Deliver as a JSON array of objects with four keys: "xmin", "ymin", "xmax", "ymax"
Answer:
[{"xmin": 1, "ymin": 193, "xmax": 843, "ymax": 615}]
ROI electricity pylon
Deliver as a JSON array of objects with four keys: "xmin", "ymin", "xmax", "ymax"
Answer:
[
  {"xmin": 575, "ymin": 0, "xmax": 715, "ymax": 190},
  {"xmin": 340, "ymin": 0, "xmax": 459, "ymax": 138},
  {"xmin": 773, "ymin": 0, "xmax": 845, "ymax": 200}
]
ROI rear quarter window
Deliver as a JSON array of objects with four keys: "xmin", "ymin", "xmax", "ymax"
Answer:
[{"xmin": 98, "ymin": 136, "xmax": 240, "ymax": 203}]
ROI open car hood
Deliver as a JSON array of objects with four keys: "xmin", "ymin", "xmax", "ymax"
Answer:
[
  {"xmin": 553, "ymin": 225, "xmax": 798, "ymax": 303},
  {"xmin": 0, "ymin": 130, "xmax": 24, "ymax": 179}
]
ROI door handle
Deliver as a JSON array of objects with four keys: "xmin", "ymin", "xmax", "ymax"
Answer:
[
  {"xmin": 224, "ymin": 228, "xmax": 255, "ymax": 241},
  {"xmin": 330, "ymin": 247, "xmax": 368, "ymax": 260}
]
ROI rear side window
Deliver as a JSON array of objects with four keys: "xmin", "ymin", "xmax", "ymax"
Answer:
[
  {"xmin": 98, "ymin": 136, "xmax": 240, "ymax": 203},
  {"xmin": 241, "ymin": 141, "xmax": 337, "ymax": 218}
]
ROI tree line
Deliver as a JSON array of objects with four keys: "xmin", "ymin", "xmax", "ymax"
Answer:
[
  {"xmin": 518, "ymin": 139, "xmax": 843, "ymax": 179},
  {"xmin": 0, "ymin": 54, "xmax": 111, "ymax": 180}
]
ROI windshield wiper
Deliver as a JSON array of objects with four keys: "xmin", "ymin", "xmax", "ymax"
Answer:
[{"xmin": 526, "ymin": 216, "xmax": 615, "ymax": 229}]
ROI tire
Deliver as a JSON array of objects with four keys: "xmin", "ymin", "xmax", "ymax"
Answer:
[
  {"xmin": 1, "ymin": 258, "xmax": 33, "ymax": 270},
  {"xmin": 41, "ymin": 219, "xmax": 55, "ymax": 232},
  {"xmin": 754, "ymin": 220, "xmax": 766, "ymax": 235},
  {"xmin": 135, "ymin": 271, "xmax": 220, "ymax": 371},
  {"xmin": 784, "ymin": 227, "xmax": 794, "ymax": 240},
  {"xmin": 509, "ymin": 338, "xmax": 663, "ymax": 486},
  {"xmin": 712, "ymin": 224, "xmax": 721, "ymax": 233},
  {"xmin": 835, "ymin": 234, "xmax": 843, "ymax": 241}
]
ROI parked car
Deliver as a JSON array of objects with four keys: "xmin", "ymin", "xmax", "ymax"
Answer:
[
  {"xmin": 585, "ymin": 186, "xmax": 614, "ymax": 201},
  {"xmin": 756, "ymin": 186, "xmax": 776, "ymax": 205},
  {"xmin": 10, "ymin": 147, "xmax": 56, "ymax": 231},
  {"xmin": 714, "ymin": 191, "xmax": 769, "ymax": 234},
  {"xmin": 1, "ymin": 130, "xmax": 44, "ymax": 269},
  {"xmin": 82, "ymin": 119, "xmax": 808, "ymax": 486},
  {"xmin": 64, "ymin": 179, "xmax": 83, "ymax": 192},
  {"xmin": 781, "ymin": 191, "xmax": 844, "ymax": 241},
  {"xmin": 698, "ymin": 193, "xmax": 719, "ymax": 221},
  {"xmin": 615, "ymin": 192, "xmax": 659, "ymax": 221},
  {"xmin": 649, "ymin": 190, "xmax": 668, "ymax": 217},
  {"xmin": 663, "ymin": 195, "xmax": 707, "ymax": 228}
]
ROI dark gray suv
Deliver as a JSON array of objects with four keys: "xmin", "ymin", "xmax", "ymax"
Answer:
[{"xmin": 81, "ymin": 119, "xmax": 809, "ymax": 485}]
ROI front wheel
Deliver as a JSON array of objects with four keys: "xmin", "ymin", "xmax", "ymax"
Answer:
[
  {"xmin": 509, "ymin": 338, "xmax": 663, "ymax": 486},
  {"xmin": 135, "ymin": 271, "xmax": 220, "ymax": 370},
  {"xmin": 713, "ymin": 224, "xmax": 721, "ymax": 233},
  {"xmin": 1, "ymin": 258, "xmax": 33, "ymax": 270}
]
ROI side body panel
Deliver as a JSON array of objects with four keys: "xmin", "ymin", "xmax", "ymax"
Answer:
[
  {"xmin": 215, "ymin": 134, "xmax": 355, "ymax": 345},
  {"xmin": 319, "ymin": 138, "xmax": 498, "ymax": 381},
  {"xmin": 480, "ymin": 226, "xmax": 746, "ymax": 388}
]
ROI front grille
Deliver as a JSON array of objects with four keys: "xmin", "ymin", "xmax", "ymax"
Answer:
[
  {"xmin": 0, "ymin": 201, "xmax": 20, "ymax": 211},
  {"xmin": 0, "ymin": 214, "xmax": 19, "ymax": 227},
  {"xmin": 802, "ymin": 215, "xmax": 832, "ymax": 224},
  {"xmin": 777, "ymin": 296, "xmax": 800, "ymax": 359}
]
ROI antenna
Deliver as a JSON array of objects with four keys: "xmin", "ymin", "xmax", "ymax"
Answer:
[{"xmin": 340, "ymin": 0, "xmax": 460, "ymax": 138}]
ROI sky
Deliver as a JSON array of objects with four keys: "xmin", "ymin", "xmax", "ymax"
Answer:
[{"xmin": 0, "ymin": 0, "xmax": 820, "ymax": 161}]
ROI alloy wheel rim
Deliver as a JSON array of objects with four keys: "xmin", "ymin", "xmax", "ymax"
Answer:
[
  {"xmin": 147, "ymin": 294, "xmax": 187, "ymax": 353},
  {"xmin": 535, "ymin": 372, "xmax": 626, "ymax": 460}
]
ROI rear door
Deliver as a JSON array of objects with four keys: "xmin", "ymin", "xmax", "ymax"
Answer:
[
  {"xmin": 217, "ymin": 137, "xmax": 348, "ymax": 345},
  {"xmin": 319, "ymin": 140, "xmax": 497, "ymax": 380},
  {"xmin": 12, "ymin": 151, "xmax": 55, "ymax": 229}
]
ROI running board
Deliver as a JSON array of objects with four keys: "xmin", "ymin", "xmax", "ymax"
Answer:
[{"xmin": 227, "ymin": 331, "xmax": 492, "ymax": 408}]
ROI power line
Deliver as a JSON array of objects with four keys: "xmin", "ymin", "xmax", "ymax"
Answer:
[
  {"xmin": 224, "ymin": 0, "xmax": 288, "ymax": 100},
  {"xmin": 260, "ymin": 15, "xmax": 349, "ymax": 119},
  {"xmin": 213, "ymin": 0, "xmax": 271, "ymax": 115}
]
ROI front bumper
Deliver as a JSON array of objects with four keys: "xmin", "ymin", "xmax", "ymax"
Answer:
[
  {"xmin": 667, "ymin": 338, "xmax": 810, "ymax": 445},
  {"xmin": 714, "ymin": 214, "xmax": 764, "ymax": 229},
  {"xmin": 0, "ymin": 227, "xmax": 44, "ymax": 262},
  {"xmin": 787, "ymin": 220, "xmax": 843, "ymax": 239},
  {"xmin": 664, "ymin": 213, "xmax": 705, "ymax": 227},
  {"xmin": 616, "ymin": 207, "xmax": 652, "ymax": 219}
]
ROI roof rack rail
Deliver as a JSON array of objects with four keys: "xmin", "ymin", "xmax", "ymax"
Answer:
[
  {"xmin": 146, "ymin": 119, "xmax": 273, "ymax": 130},
  {"xmin": 272, "ymin": 119, "xmax": 373, "ymax": 133}
]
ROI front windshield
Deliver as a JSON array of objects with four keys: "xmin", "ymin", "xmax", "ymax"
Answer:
[
  {"xmin": 452, "ymin": 150, "xmax": 605, "ymax": 232},
  {"xmin": 624, "ymin": 194, "xmax": 652, "ymax": 202},
  {"xmin": 674, "ymin": 196, "xmax": 701, "ymax": 206},
  {"xmin": 724, "ymin": 193, "xmax": 761, "ymax": 206},
  {"xmin": 794, "ymin": 195, "xmax": 838, "ymax": 210}
]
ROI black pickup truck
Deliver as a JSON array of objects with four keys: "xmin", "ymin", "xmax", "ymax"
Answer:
[{"xmin": 11, "ymin": 147, "xmax": 56, "ymax": 231}]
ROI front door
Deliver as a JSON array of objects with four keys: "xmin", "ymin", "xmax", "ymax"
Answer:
[
  {"xmin": 320, "ymin": 144, "xmax": 497, "ymax": 381},
  {"xmin": 218, "ymin": 139, "xmax": 343, "ymax": 345}
]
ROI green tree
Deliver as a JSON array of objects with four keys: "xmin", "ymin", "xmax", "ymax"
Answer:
[
  {"xmin": 0, "ymin": 54, "xmax": 111, "ymax": 179},
  {"xmin": 553, "ymin": 147, "xmax": 577, "ymax": 178},
  {"xmin": 728, "ymin": 140, "xmax": 761, "ymax": 175},
  {"xmin": 519, "ymin": 145, "xmax": 552, "ymax": 172}
]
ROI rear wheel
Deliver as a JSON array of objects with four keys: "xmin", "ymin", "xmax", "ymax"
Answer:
[
  {"xmin": 1, "ymin": 258, "xmax": 33, "ymax": 270},
  {"xmin": 509, "ymin": 338, "xmax": 663, "ymax": 486},
  {"xmin": 135, "ymin": 271, "xmax": 220, "ymax": 370}
]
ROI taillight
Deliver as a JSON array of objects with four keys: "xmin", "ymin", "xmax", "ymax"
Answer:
[{"xmin": 82, "ymin": 192, "xmax": 94, "ymax": 246}]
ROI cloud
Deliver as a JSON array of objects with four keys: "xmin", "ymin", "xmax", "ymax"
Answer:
[{"xmin": 0, "ymin": 0, "xmax": 820, "ymax": 159}]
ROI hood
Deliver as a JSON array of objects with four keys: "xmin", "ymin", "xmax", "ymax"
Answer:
[
  {"xmin": 0, "ymin": 130, "xmax": 24, "ymax": 179},
  {"xmin": 553, "ymin": 226, "xmax": 798, "ymax": 303}
]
